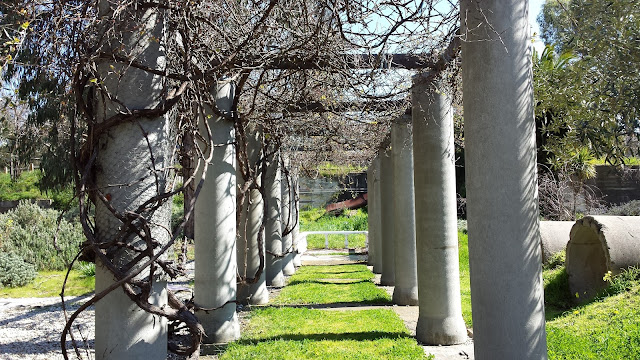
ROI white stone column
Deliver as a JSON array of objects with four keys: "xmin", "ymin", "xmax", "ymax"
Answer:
[
  {"xmin": 292, "ymin": 176, "xmax": 302, "ymax": 267},
  {"xmin": 94, "ymin": 4, "xmax": 169, "ymax": 358},
  {"xmin": 371, "ymin": 157, "xmax": 383, "ymax": 274},
  {"xmin": 461, "ymin": 0, "xmax": 547, "ymax": 358},
  {"xmin": 366, "ymin": 163, "xmax": 377, "ymax": 268},
  {"xmin": 412, "ymin": 74, "xmax": 467, "ymax": 345},
  {"xmin": 194, "ymin": 82, "xmax": 240, "ymax": 343},
  {"xmin": 236, "ymin": 128, "xmax": 268, "ymax": 305},
  {"xmin": 281, "ymin": 156, "xmax": 296, "ymax": 275},
  {"xmin": 391, "ymin": 119, "xmax": 418, "ymax": 305},
  {"xmin": 265, "ymin": 147, "xmax": 285, "ymax": 287},
  {"xmin": 379, "ymin": 145, "xmax": 395, "ymax": 286}
]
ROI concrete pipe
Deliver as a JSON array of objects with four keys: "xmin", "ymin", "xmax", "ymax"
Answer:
[
  {"xmin": 539, "ymin": 221, "xmax": 574, "ymax": 264},
  {"xmin": 566, "ymin": 216, "xmax": 640, "ymax": 302}
]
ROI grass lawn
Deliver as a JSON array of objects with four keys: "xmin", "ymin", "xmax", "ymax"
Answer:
[
  {"xmin": 0, "ymin": 270, "xmax": 94, "ymax": 298},
  {"xmin": 546, "ymin": 284, "xmax": 640, "ymax": 359},
  {"xmin": 300, "ymin": 208, "xmax": 367, "ymax": 250},
  {"xmin": 271, "ymin": 264, "xmax": 391, "ymax": 305},
  {"xmin": 220, "ymin": 307, "xmax": 431, "ymax": 360},
  {"xmin": 305, "ymin": 234, "xmax": 367, "ymax": 250}
]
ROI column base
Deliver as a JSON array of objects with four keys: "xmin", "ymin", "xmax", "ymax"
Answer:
[
  {"xmin": 416, "ymin": 314, "xmax": 467, "ymax": 345},
  {"xmin": 392, "ymin": 286, "xmax": 418, "ymax": 306},
  {"xmin": 197, "ymin": 302, "xmax": 240, "ymax": 344}
]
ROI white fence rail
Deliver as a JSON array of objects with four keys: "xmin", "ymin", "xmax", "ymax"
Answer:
[{"xmin": 297, "ymin": 231, "xmax": 368, "ymax": 253}]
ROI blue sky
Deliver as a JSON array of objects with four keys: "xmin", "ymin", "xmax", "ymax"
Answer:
[{"xmin": 530, "ymin": 0, "xmax": 546, "ymax": 53}]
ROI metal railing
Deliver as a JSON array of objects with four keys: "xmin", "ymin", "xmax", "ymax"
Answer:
[{"xmin": 297, "ymin": 231, "xmax": 368, "ymax": 252}]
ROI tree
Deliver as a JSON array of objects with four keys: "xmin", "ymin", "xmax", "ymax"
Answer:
[{"xmin": 537, "ymin": 0, "xmax": 640, "ymax": 163}]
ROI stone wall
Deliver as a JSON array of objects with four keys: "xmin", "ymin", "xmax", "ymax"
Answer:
[{"xmin": 587, "ymin": 165, "xmax": 640, "ymax": 205}]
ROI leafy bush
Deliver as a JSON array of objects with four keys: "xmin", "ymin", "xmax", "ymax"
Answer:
[
  {"xmin": 0, "ymin": 201, "xmax": 84, "ymax": 271},
  {"xmin": 77, "ymin": 262, "xmax": 96, "ymax": 278},
  {"xmin": 599, "ymin": 266, "xmax": 640, "ymax": 298},
  {"xmin": 0, "ymin": 171, "xmax": 42, "ymax": 200},
  {"xmin": 0, "ymin": 252, "xmax": 37, "ymax": 287},
  {"xmin": 602, "ymin": 200, "xmax": 640, "ymax": 216}
]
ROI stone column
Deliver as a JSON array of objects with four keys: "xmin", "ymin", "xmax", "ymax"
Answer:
[
  {"xmin": 194, "ymin": 82, "xmax": 240, "ymax": 343},
  {"xmin": 236, "ymin": 128, "xmax": 268, "ymax": 305},
  {"xmin": 292, "ymin": 177, "xmax": 303, "ymax": 267},
  {"xmin": 371, "ymin": 157, "xmax": 383, "ymax": 274},
  {"xmin": 366, "ymin": 162, "xmax": 377, "ymax": 268},
  {"xmin": 94, "ymin": 4, "xmax": 169, "ymax": 359},
  {"xmin": 265, "ymin": 147, "xmax": 285, "ymax": 287},
  {"xmin": 391, "ymin": 118, "xmax": 419, "ymax": 305},
  {"xmin": 379, "ymin": 145, "xmax": 395, "ymax": 286},
  {"xmin": 461, "ymin": 0, "xmax": 547, "ymax": 358},
  {"xmin": 281, "ymin": 155, "xmax": 296, "ymax": 275},
  {"xmin": 412, "ymin": 74, "xmax": 466, "ymax": 345}
]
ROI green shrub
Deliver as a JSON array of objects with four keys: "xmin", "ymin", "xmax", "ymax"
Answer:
[
  {"xmin": 599, "ymin": 266, "xmax": 640, "ymax": 298},
  {"xmin": 603, "ymin": 200, "xmax": 640, "ymax": 216},
  {"xmin": 0, "ymin": 252, "xmax": 37, "ymax": 287},
  {"xmin": 77, "ymin": 262, "xmax": 96, "ymax": 278},
  {"xmin": 0, "ymin": 171, "xmax": 47, "ymax": 200},
  {"xmin": 0, "ymin": 201, "xmax": 84, "ymax": 271}
]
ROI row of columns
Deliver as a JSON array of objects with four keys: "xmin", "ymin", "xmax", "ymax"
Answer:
[
  {"xmin": 95, "ymin": 0, "xmax": 546, "ymax": 358},
  {"xmin": 367, "ymin": 75, "xmax": 466, "ymax": 346},
  {"xmin": 366, "ymin": 1, "xmax": 547, "ymax": 353}
]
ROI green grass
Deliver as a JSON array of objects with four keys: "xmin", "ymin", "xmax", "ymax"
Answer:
[
  {"xmin": 0, "ymin": 270, "xmax": 95, "ymax": 298},
  {"xmin": 220, "ymin": 307, "xmax": 431, "ymax": 360},
  {"xmin": 300, "ymin": 208, "xmax": 368, "ymax": 250},
  {"xmin": 315, "ymin": 162, "xmax": 366, "ymax": 177},
  {"xmin": 272, "ymin": 264, "xmax": 390, "ymax": 305},
  {"xmin": 0, "ymin": 171, "xmax": 44, "ymax": 200},
  {"xmin": 306, "ymin": 234, "xmax": 367, "ymax": 249},
  {"xmin": 458, "ymin": 230, "xmax": 472, "ymax": 327},
  {"xmin": 546, "ymin": 285, "xmax": 640, "ymax": 359}
]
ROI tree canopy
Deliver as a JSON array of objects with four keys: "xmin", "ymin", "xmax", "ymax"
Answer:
[{"xmin": 536, "ymin": 0, "xmax": 640, "ymax": 164}]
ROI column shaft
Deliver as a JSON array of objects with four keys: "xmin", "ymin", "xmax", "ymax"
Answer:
[
  {"xmin": 237, "ymin": 129, "xmax": 268, "ymax": 305},
  {"xmin": 372, "ymin": 158, "xmax": 383, "ymax": 274},
  {"xmin": 461, "ymin": 0, "xmax": 547, "ymax": 358},
  {"xmin": 391, "ymin": 120, "xmax": 418, "ymax": 305},
  {"xmin": 94, "ymin": 4, "xmax": 169, "ymax": 358},
  {"xmin": 413, "ymin": 75, "xmax": 466, "ymax": 345},
  {"xmin": 281, "ymin": 156, "xmax": 296, "ymax": 275},
  {"xmin": 379, "ymin": 147, "xmax": 395, "ymax": 286},
  {"xmin": 265, "ymin": 148, "xmax": 285, "ymax": 287},
  {"xmin": 194, "ymin": 82, "xmax": 240, "ymax": 343}
]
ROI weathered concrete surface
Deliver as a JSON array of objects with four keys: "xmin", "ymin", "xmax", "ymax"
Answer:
[
  {"xmin": 461, "ymin": 0, "xmax": 548, "ymax": 358},
  {"xmin": 281, "ymin": 157, "xmax": 296, "ymax": 276},
  {"xmin": 265, "ymin": 148, "xmax": 285, "ymax": 287},
  {"xmin": 567, "ymin": 216, "xmax": 640, "ymax": 302},
  {"xmin": 412, "ymin": 74, "xmax": 466, "ymax": 345},
  {"xmin": 540, "ymin": 221, "xmax": 574, "ymax": 263},
  {"xmin": 93, "ymin": 3, "xmax": 170, "ymax": 358},
  {"xmin": 371, "ymin": 158, "xmax": 383, "ymax": 274},
  {"xmin": 391, "ymin": 120, "xmax": 419, "ymax": 306},
  {"xmin": 379, "ymin": 147, "xmax": 396, "ymax": 286},
  {"xmin": 366, "ymin": 162, "xmax": 377, "ymax": 268},
  {"xmin": 194, "ymin": 82, "xmax": 240, "ymax": 343},
  {"xmin": 236, "ymin": 129, "xmax": 268, "ymax": 305}
]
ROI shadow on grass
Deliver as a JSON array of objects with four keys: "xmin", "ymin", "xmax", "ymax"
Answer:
[
  {"xmin": 288, "ymin": 279, "xmax": 371, "ymax": 286},
  {"xmin": 543, "ymin": 265, "xmax": 616, "ymax": 321},
  {"xmin": 237, "ymin": 330, "xmax": 411, "ymax": 345}
]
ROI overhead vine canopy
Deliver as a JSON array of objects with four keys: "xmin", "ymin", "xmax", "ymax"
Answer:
[{"xmin": 0, "ymin": 0, "xmax": 461, "ymax": 357}]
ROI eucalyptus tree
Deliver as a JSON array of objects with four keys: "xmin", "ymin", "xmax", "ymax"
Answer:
[{"xmin": 537, "ymin": 0, "xmax": 640, "ymax": 162}]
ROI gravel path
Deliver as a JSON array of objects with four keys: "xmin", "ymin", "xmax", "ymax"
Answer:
[{"xmin": 0, "ymin": 295, "xmax": 95, "ymax": 360}]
